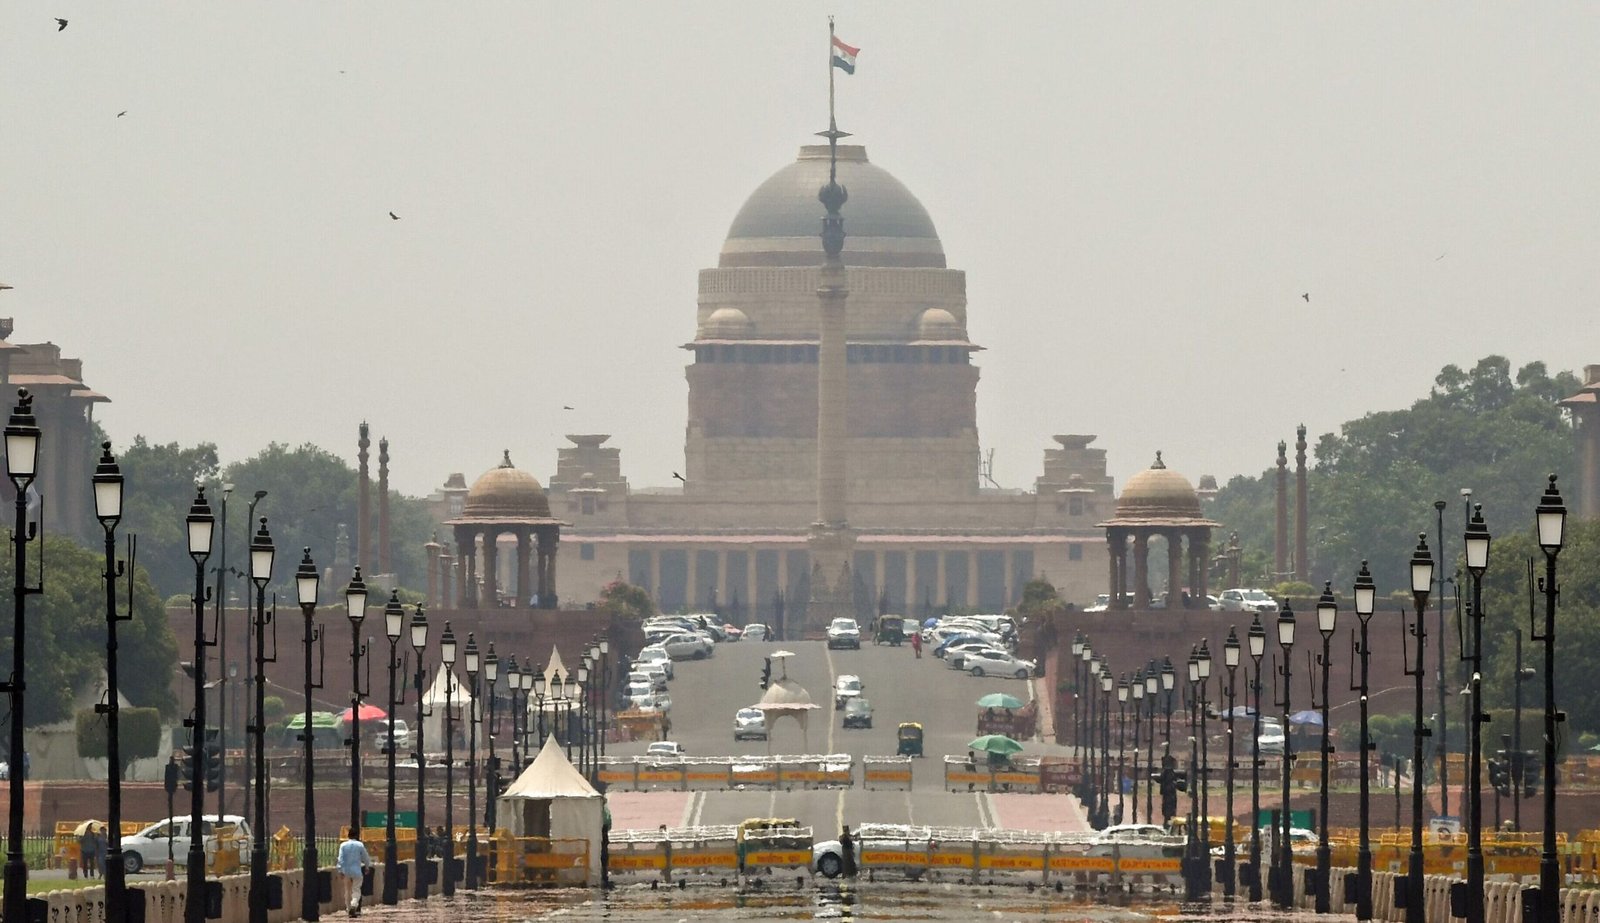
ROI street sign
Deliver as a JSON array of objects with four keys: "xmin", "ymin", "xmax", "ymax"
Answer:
[{"xmin": 363, "ymin": 811, "xmax": 419, "ymax": 829}]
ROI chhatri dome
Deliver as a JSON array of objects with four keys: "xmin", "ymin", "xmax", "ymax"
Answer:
[
  {"xmin": 462, "ymin": 451, "xmax": 552, "ymax": 521},
  {"xmin": 718, "ymin": 145, "xmax": 945, "ymax": 269},
  {"xmin": 1110, "ymin": 452, "xmax": 1203, "ymax": 522}
]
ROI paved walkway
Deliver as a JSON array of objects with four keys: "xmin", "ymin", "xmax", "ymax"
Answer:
[
  {"xmin": 606, "ymin": 791, "xmax": 691, "ymax": 830},
  {"xmin": 987, "ymin": 792, "xmax": 1092, "ymax": 833}
]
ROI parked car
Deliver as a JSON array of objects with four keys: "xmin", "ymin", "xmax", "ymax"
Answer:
[
  {"xmin": 630, "ymin": 690, "xmax": 673, "ymax": 713},
  {"xmin": 646, "ymin": 741, "xmax": 686, "ymax": 759},
  {"xmin": 826, "ymin": 617, "xmax": 862, "ymax": 650},
  {"xmin": 660, "ymin": 632, "xmax": 713, "ymax": 660},
  {"xmin": 734, "ymin": 707, "xmax": 768, "ymax": 741},
  {"xmin": 1256, "ymin": 717, "xmax": 1286, "ymax": 755},
  {"xmin": 1219, "ymin": 588, "xmax": 1278, "ymax": 613},
  {"xmin": 833, "ymin": 674, "xmax": 864, "ymax": 709},
  {"xmin": 964, "ymin": 648, "xmax": 1037, "ymax": 679},
  {"xmin": 938, "ymin": 636, "xmax": 999, "ymax": 665},
  {"xmin": 842, "ymin": 697, "xmax": 873, "ymax": 729},
  {"xmin": 636, "ymin": 646, "xmax": 675, "ymax": 680},
  {"xmin": 741, "ymin": 624, "xmax": 771, "ymax": 642},
  {"xmin": 1084, "ymin": 594, "xmax": 1111, "ymax": 613},
  {"xmin": 120, "ymin": 814, "xmax": 251, "ymax": 873},
  {"xmin": 378, "ymin": 718, "xmax": 412, "ymax": 754},
  {"xmin": 628, "ymin": 669, "xmax": 667, "ymax": 693}
]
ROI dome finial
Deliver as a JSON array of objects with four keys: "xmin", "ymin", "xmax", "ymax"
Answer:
[
  {"xmin": 1152, "ymin": 451, "xmax": 1165, "ymax": 470},
  {"xmin": 500, "ymin": 450, "xmax": 514, "ymax": 468}
]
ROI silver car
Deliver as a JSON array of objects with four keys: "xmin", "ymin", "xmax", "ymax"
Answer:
[{"xmin": 734, "ymin": 707, "xmax": 768, "ymax": 741}]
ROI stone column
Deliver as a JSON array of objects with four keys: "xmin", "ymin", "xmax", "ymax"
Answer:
[
  {"xmin": 1106, "ymin": 533, "xmax": 1121, "ymax": 609},
  {"xmin": 1117, "ymin": 538, "xmax": 1130, "ymax": 609},
  {"xmin": 1581, "ymin": 410, "xmax": 1600, "ymax": 520},
  {"xmin": 935, "ymin": 553, "xmax": 947, "ymax": 607},
  {"xmin": 424, "ymin": 540, "xmax": 440, "ymax": 608},
  {"xmin": 538, "ymin": 530, "xmax": 559, "ymax": 609},
  {"xmin": 378, "ymin": 437, "xmax": 391, "ymax": 574},
  {"xmin": 440, "ymin": 551, "xmax": 455, "ymax": 609},
  {"xmin": 686, "ymin": 550, "xmax": 699, "ymax": 610},
  {"xmin": 516, "ymin": 530, "xmax": 533, "ymax": 606},
  {"xmin": 455, "ymin": 528, "xmax": 477, "ymax": 609},
  {"xmin": 1166, "ymin": 531, "xmax": 1182, "ymax": 609},
  {"xmin": 1193, "ymin": 531, "xmax": 1211, "ymax": 602},
  {"xmin": 1133, "ymin": 533, "xmax": 1150, "ymax": 610},
  {"xmin": 482, "ymin": 528, "xmax": 500, "ymax": 607},
  {"xmin": 966, "ymin": 553, "xmax": 978, "ymax": 609},
  {"xmin": 1275, "ymin": 440, "xmax": 1288, "ymax": 580},
  {"xmin": 1295, "ymin": 424, "xmax": 1308, "ymax": 582},
  {"xmin": 358, "ymin": 423, "xmax": 371, "ymax": 573}
]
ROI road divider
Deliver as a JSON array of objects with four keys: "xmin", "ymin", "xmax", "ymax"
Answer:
[{"xmin": 597, "ymin": 754, "xmax": 856, "ymax": 791}]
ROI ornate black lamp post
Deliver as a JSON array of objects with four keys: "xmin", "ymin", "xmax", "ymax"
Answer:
[
  {"xmin": 482, "ymin": 644, "xmax": 500, "ymax": 881},
  {"xmin": 247, "ymin": 519, "xmax": 276, "ymax": 923},
  {"xmin": 438, "ymin": 622, "xmax": 457, "ymax": 897},
  {"xmin": 534, "ymin": 669, "xmax": 549, "ymax": 753},
  {"xmin": 2, "ymin": 391, "xmax": 40, "ymax": 923},
  {"xmin": 1184, "ymin": 647, "xmax": 1203, "ymax": 899},
  {"xmin": 93, "ymin": 443, "xmax": 134, "ymax": 923},
  {"xmin": 1144, "ymin": 665, "xmax": 1159, "ymax": 823},
  {"xmin": 1098, "ymin": 667, "xmax": 1113, "ymax": 830},
  {"xmin": 1071, "ymin": 634, "xmax": 1085, "ymax": 754},
  {"xmin": 1461, "ymin": 505, "xmax": 1491, "ymax": 923},
  {"xmin": 1196, "ymin": 639, "xmax": 1213, "ymax": 890},
  {"xmin": 379, "ymin": 590, "xmax": 403, "ymax": 906},
  {"xmin": 578, "ymin": 659, "xmax": 592, "ymax": 775},
  {"xmin": 463, "ymin": 633, "xmax": 481, "ymax": 890},
  {"xmin": 1273, "ymin": 601, "xmax": 1297, "ymax": 910},
  {"xmin": 1222, "ymin": 627, "xmax": 1241, "ymax": 900},
  {"xmin": 1160, "ymin": 656, "xmax": 1176, "ymax": 824},
  {"xmin": 409, "ymin": 605, "xmax": 430, "ymax": 901},
  {"xmin": 1130, "ymin": 669, "xmax": 1145, "ymax": 823},
  {"xmin": 295, "ymin": 550, "xmax": 325, "ymax": 923},
  {"xmin": 181, "ymin": 487, "xmax": 213, "ymax": 923},
  {"xmin": 1115, "ymin": 674, "xmax": 1129, "ymax": 826},
  {"xmin": 1247, "ymin": 613, "xmax": 1267, "ymax": 903},
  {"xmin": 595, "ymin": 637, "xmax": 610, "ymax": 760},
  {"xmin": 1080, "ymin": 641, "xmax": 1095, "ymax": 810},
  {"xmin": 1402, "ymin": 535, "xmax": 1433, "ymax": 923},
  {"xmin": 1313, "ymin": 582, "xmax": 1338, "ymax": 914},
  {"xmin": 1533, "ymin": 476, "xmax": 1566, "ymax": 923},
  {"xmin": 1351, "ymin": 561, "xmax": 1377, "ymax": 920},
  {"xmin": 505, "ymin": 657, "xmax": 523, "ymax": 771},
  {"xmin": 345, "ymin": 571, "xmax": 370, "ymax": 837}
]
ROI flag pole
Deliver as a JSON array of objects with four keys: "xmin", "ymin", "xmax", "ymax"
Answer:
[{"xmin": 828, "ymin": 16, "xmax": 837, "ymax": 182}]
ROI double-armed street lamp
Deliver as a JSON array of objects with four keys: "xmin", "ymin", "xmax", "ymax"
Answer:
[
  {"xmin": 1351, "ymin": 561, "xmax": 1377, "ymax": 920},
  {"xmin": 92, "ymin": 442, "xmax": 136, "ymax": 923},
  {"xmin": 1222, "ymin": 627, "xmax": 1241, "ymax": 900},
  {"xmin": 1533, "ymin": 476, "xmax": 1566, "ymax": 923},
  {"xmin": 247, "ymin": 519, "xmax": 277, "ymax": 923},
  {"xmin": 439, "ymin": 622, "xmax": 458, "ymax": 897},
  {"xmin": 1461, "ymin": 504, "xmax": 1491, "ymax": 923},
  {"xmin": 1247, "ymin": 613, "xmax": 1267, "ymax": 903},
  {"xmin": 295, "ymin": 549, "xmax": 326, "ymax": 923},
  {"xmin": 379, "ymin": 590, "xmax": 403, "ymax": 906},
  {"xmin": 464, "ymin": 633, "xmax": 482, "ymax": 890},
  {"xmin": 1313, "ymin": 582, "xmax": 1338, "ymax": 914},
  {"xmin": 1402, "ymin": 535, "xmax": 1434, "ymax": 923},
  {"xmin": 181, "ymin": 488, "xmax": 214, "ymax": 923},
  {"xmin": 1273, "ymin": 601, "xmax": 1297, "ymax": 910},
  {"xmin": 409, "ymin": 605, "xmax": 431, "ymax": 901}
]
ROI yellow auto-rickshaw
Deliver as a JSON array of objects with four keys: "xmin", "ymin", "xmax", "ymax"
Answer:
[{"xmin": 897, "ymin": 722, "xmax": 924, "ymax": 758}]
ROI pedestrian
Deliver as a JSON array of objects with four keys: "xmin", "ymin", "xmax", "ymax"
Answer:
[
  {"xmin": 910, "ymin": 631, "xmax": 922, "ymax": 659},
  {"xmin": 22, "ymin": 751, "xmax": 30, "ymax": 781},
  {"xmin": 94, "ymin": 824, "xmax": 108, "ymax": 877},
  {"xmin": 336, "ymin": 827, "xmax": 373, "ymax": 916},
  {"xmin": 838, "ymin": 824, "xmax": 857, "ymax": 878},
  {"xmin": 78, "ymin": 825, "xmax": 96, "ymax": 878}
]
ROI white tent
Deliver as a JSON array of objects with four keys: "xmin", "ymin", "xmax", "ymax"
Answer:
[
  {"xmin": 498, "ymin": 734, "xmax": 604, "ymax": 884},
  {"xmin": 420, "ymin": 665, "xmax": 474, "ymax": 752}
]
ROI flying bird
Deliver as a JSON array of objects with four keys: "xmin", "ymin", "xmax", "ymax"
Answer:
[
  {"xmin": 55, "ymin": 18, "xmax": 67, "ymax": 31},
  {"xmin": 1435, "ymin": 252, "xmax": 1448, "ymax": 262},
  {"xmin": 672, "ymin": 472, "xmax": 686, "ymax": 483},
  {"xmin": 562, "ymin": 405, "xmax": 574, "ymax": 411},
  {"xmin": 388, "ymin": 211, "xmax": 400, "ymax": 220},
  {"xmin": 116, "ymin": 111, "xmax": 127, "ymax": 118},
  {"xmin": 1301, "ymin": 293, "xmax": 1310, "ymax": 303}
]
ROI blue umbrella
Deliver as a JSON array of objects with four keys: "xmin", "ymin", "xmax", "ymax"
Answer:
[
  {"xmin": 922, "ymin": 617, "xmax": 939, "ymax": 628},
  {"xmin": 1289, "ymin": 709, "xmax": 1324, "ymax": 727}
]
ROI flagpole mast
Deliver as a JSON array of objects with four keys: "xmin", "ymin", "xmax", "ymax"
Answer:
[{"xmin": 828, "ymin": 16, "xmax": 837, "ymax": 181}]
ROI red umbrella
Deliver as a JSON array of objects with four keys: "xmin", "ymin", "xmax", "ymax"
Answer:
[{"xmin": 339, "ymin": 704, "xmax": 387, "ymax": 723}]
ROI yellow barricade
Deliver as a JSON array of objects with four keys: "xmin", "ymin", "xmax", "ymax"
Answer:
[
  {"xmin": 1118, "ymin": 857, "xmax": 1182, "ymax": 873},
  {"xmin": 865, "ymin": 767, "xmax": 912, "ymax": 785},
  {"xmin": 862, "ymin": 848, "xmax": 928, "ymax": 867},
  {"xmin": 672, "ymin": 850, "xmax": 738, "ymax": 869},
  {"xmin": 732, "ymin": 768, "xmax": 777, "ymax": 785},
  {"xmin": 637, "ymin": 768, "xmax": 685, "ymax": 784},
  {"xmin": 598, "ymin": 767, "xmax": 636, "ymax": 786},
  {"xmin": 685, "ymin": 768, "xmax": 730, "ymax": 784},
  {"xmin": 743, "ymin": 849, "xmax": 810, "ymax": 867},
  {"xmin": 930, "ymin": 848, "xmax": 976, "ymax": 869},
  {"xmin": 980, "ymin": 851, "xmax": 1044, "ymax": 871},
  {"xmin": 1047, "ymin": 855, "xmax": 1115, "ymax": 873},
  {"xmin": 609, "ymin": 852, "xmax": 666, "ymax": 871}
]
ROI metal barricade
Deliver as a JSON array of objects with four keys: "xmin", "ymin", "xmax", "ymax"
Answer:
[{"xmin": 862, "ymin": 756, "xmax": 913, "ymax": 790}]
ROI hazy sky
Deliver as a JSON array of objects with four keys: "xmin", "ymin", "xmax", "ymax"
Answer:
[{"xmin": 5, "ymin": 4, "xmax": 1597, "ymax": 499}]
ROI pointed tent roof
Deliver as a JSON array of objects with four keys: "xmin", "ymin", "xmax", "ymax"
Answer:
[
  {"xmin": 544, "ymin": 646, "xmax": 569, "ymax": 686},
  {"xmin": 421, "ymin": 664, "xmax": 470, "ymax": 707},
  {"xmin": 752, "ymin": 678, "xmax": 819, "ymax": 712},
  {"xmin": 500, "ymin": 734, "xmax": 600, "ymax": 800}
]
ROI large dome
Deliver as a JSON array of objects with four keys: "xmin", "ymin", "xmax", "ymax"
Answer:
[
  {"xmin": 1114, "ymin": 453, "xmax": 1202, "ymax": 520},
  {"xmin": 462, "ymin": 451, "xmax": 552, "ymax": 520},
  {"xmin": 718, "ymin": 145, "xmax": 945, "ymax": 269}
]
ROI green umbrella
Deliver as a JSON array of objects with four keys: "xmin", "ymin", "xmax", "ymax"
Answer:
[
  {"xmin": 967, "ymin": 734, "xmax": 1024, "ymax": 755},
  {"xmin": 976, "ymin": 693, "xmax": 1024, "ymax": 710}
]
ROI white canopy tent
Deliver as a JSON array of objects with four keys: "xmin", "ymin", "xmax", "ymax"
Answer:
[
  {"xmin": 497, "ymin": 734, "xmax": 604, "ymax": 884},
  {"xmin": 421, "ymin": 665, "xmax": 473, "ymax": 751}
]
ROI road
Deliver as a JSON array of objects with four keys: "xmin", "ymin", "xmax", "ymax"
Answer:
[{"xmin": 606, "ymin": 636, "xmax": 1090, "ymax": 837}]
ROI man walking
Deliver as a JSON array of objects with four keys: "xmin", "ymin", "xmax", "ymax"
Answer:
[
  {"xmin": 910, "ymin": 631, "xmax": 922, "ymax": 659},
  {"xmin": 336, "ymin": 828, "xmax": 374, "ymax": 916}
]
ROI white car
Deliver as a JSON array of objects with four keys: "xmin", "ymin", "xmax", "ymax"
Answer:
[
  {"xmin": 1084, "ymin": 594, "xmax": 1111, "ymax": 612},
  {"xmin": 646, "ymin": 741, "xmax": 686, "ymax": 759},
  {"xmin": 964, "ymin": 647, "xmax": 1037, "ymax": 679},
  {"xmin": 733, "ymin": 707, "xmax": 768, "ymax": 741},
  {"xmin": 1219, "ymin": 588, "xmax": 1278, "ymax": 613},
  {"xmin": 635, "ymin": 647, "xmax": 675, "ymax": 680},
  {"xmin": 741, "ymin": 624, "xmax": 771, "ymax": 642},
  {"xmin": 120, "ymin": 814, "xmax": 251, "ymax": 873},
  {"xmin": 943, "ymin": 639, "xmax": 1004, "ymax": 669},
  {"xmin": 1255, "ymin": 717, "xmax": 1286, "ymax": 755},
  {"xmin": 630, "ymin": 690, "xmax": 672, "ymax": 713},
  {"xmin": 826, "ymin": 617, "xmax": 861, "ymax": 650},
  {"xmin": 378, "ymin": 718, "xmax": 411, "ymax": 753},
  {"xmin": 660, "ymin": 632, "xmax": 713, "ymax": 660},
  {"xmin": 833, "ymin": 674, "xmax": 863, "ymax": 710},
  {"xmin": 627, "ymin": 669, "xmax": 667, "ymax": 693}
]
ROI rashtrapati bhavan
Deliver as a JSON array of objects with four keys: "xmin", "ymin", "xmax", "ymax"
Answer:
[{"xmin": 427, "ymin": 141, "xmax": 1213, "ymax": 633}]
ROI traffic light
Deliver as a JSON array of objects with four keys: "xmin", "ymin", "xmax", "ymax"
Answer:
[
  {"xmin": 760, "ymin": 658, "xmax": 772, "ymax": 690},
  {"xmin": 1521, "ymin": 753, "xmax": 1540, "ymax": 798},
  {"xmin": 182, "ymin": 745, "xmax": 198, "ymax": 791},
  {"xmin": 204, "ymin": 741, "xmax": 223, "ymax": 792},
  {"xmin": 1174, "ymin": 769, "xmax": 1188, "ymax": 792},
  {"xmin": 1488, "ymin": 756, "xmax": 1511, "ymax": 797}
]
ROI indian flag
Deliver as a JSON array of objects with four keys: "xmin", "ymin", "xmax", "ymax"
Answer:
[{"xmin": 832, "ymin": 35, "xmax": 859, "ymax": 74}]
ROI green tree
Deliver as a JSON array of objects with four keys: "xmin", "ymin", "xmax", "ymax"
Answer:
[
  {"xmin": 1013, "ymin": 578, "xmax": 1067, "ymax": 618},
  {"xmin": 75, "ymin": 706, "xmax": 162, "ymax": 780},
  {"xmin": 0, "ymin": 536, "xmax": 178, "ymax": 726},
  {"xmin": 596, "ymin": 579, "xmax": 654, "ymax": 620},
  {"xmin": 117, "ymin": 437, "xmax": 220, "ymax": 598}
]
